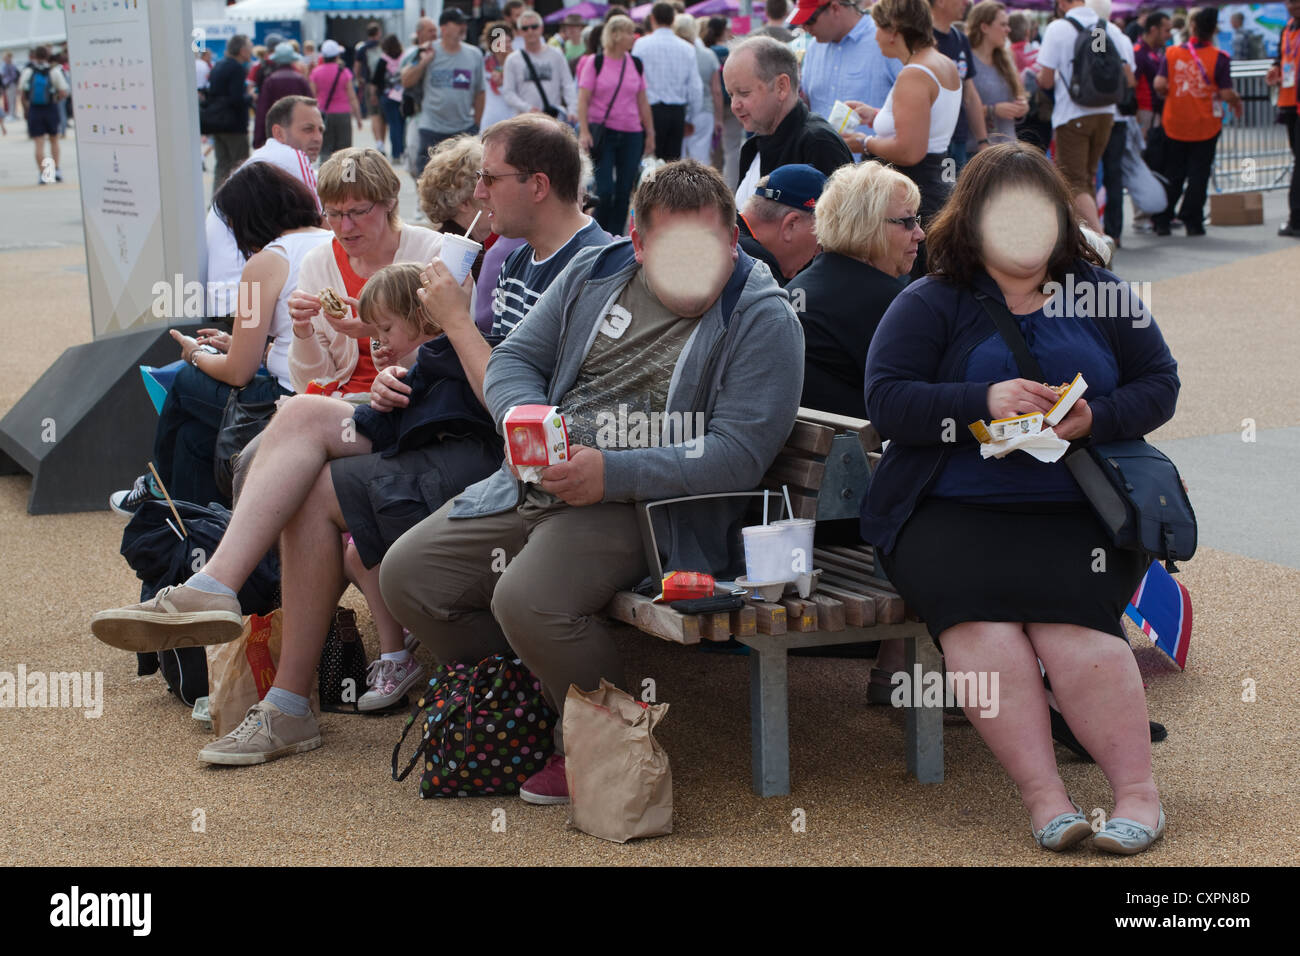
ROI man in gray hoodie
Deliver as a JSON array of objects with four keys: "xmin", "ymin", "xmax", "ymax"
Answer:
[{"xmin": 379, "ymin": 159, "xmax": 804, "ymax": 806}]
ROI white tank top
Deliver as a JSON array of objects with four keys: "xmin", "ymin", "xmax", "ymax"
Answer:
[
  {"xmin": 872, "ymin": 62, "xmax": 963, "ymax": 156},
  {"xmin": 261, "ymin": 228, "xmax": 334, "ymax": 391}
]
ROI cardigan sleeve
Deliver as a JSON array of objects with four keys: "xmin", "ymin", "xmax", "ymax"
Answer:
[
  {"xmin": 1087, "ymin": 285, "xmax": 1180, "ymax": 443},
  {"xmin": 289, "ymin": 244, "xmax": 349, "ymax": 392}
]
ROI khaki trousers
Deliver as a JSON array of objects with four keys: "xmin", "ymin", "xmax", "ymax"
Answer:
[{"xmin": 379, "ymin": 487, "xmax": 649, "ymax": 751}]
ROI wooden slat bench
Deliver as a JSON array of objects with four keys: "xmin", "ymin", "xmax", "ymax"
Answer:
[{"xmin": 604, "ymin": 408, "xmax": 943, "ymax": 797}]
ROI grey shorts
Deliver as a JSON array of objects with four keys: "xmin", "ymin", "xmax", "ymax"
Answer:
[{"xmin": 331, "ymin": 432, "xmax": 502, "ymax": 570}]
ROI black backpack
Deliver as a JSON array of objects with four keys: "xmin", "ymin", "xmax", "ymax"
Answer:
[
  {"xmin": 593, "ymin": 52, "xmax": 644, "ymax": 77},
  {"xmin": 1066, "ymin": 16, "xmax": 1126, "ymax": 108},
  {"xmin": 120, "ymin": 499, "xmax": 282, "ymax": 704}
]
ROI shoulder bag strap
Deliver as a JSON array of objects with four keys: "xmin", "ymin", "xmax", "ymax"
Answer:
[
  {"xmin": 324, "ymin": 64, "xmax": 344, "ymax": 111},
  {"xmin": 973, "ymin": 290, "xmax": 1046, "ymax": 382},
  {"xmin": 599, "ymin": 55, "xmax": 629, "ymax": 125},
  {"xmin": 521, "ymin": 50, "xmax": 553, "ymax": 114}
]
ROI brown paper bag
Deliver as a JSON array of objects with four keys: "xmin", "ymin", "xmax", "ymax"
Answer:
[
  {"xmin": 563, "ymin": 680, "xmax": 672, "ymax": 843},
  {"xmin": 205, "ymin": 610, "xmax": 320, "ymax": 738}
]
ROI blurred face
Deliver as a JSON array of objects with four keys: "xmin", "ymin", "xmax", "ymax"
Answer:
[
  {"xmin": 323, "ymin": 193, "xmax": 396, "ymax": 256},
  {"xmin": 563, "ymin": 25, "xmax": 583, "ymax": 42},
  {"xmin": 275, "ymin": 103, "xmax": 325, "ymax": 161},
  {"xmin": 518, "ymin": 16, "xmax": 543, "ymax": 42},
  {"xmin": 979, "ymin": 183, "xmax": 1060, "ymax": 278},
  {"xmin": 724, "ymin": 51, "xmax": 787, "ymax": 135},
  {"xmin": 874, "ymin": 190, "xmax": 924, "ymax": 277},
  {"xmin": 631, "ymin": 207, "xmax": 739, "ymax": 317},
  {"xmin": 365, "ymin": 303, "xmax": 426, "ymax": 357},
  {"xmin": 472, "ymin": 138, "xmax": 539, "ymax": 239},
  {"xmin": 416, "ymin": 20, "xmax": 437, "ymax": 44},
  {"xmin": 980, "ymin": 11, "xmax": 1011, "ymax": 48}
]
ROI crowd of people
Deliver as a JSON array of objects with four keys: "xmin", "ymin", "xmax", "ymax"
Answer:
[{"xmin": 71, "ymin": 0, "xmax": 1300, "ymax": 855}]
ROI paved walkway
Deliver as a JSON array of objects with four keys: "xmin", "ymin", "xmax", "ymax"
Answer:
[{"xmin": 1, "ymin": 127, "xmax": 1297, "ymax": 866}]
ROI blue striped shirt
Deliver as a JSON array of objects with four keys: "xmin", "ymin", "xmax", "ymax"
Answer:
[{"xmin": 801, "ymin": 14, "xmax": 901, "ymax": 122}]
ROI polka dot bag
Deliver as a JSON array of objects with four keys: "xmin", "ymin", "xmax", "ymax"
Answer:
[{"xmin": 391, "ymin": 654, "xmax": 557, "ymax": 798}]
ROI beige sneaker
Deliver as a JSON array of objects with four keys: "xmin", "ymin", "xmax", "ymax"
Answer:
[
  {"xmin": 198, "ymin": 700, "xmax": 322, "ymax": 766},
  {"xmin": 90, "ymin": 584, "xmax": 244, "ymax": 653}
]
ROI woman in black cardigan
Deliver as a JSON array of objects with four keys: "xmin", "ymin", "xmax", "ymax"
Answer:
[{"xmin": 787, "ymin": 160, "xmax": 923, "ymax": 420}]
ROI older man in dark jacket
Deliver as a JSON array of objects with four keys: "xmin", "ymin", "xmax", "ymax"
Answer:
[
  {"xmin": 204, "ymin": 35, "xmax": 253, "ymax": 190},
  {"xmin": 723, "ymin": 36, "xmax": 852, "ymax": 205}
]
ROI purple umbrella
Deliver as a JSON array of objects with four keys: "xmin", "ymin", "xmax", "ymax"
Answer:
[
  {"xmin": 630, "ymin": 3, "xmax": 654, "ymax": 19},
  {"xmin": 544, "ymin": 2, "xmax": 610, "ymax": 24},
  {"xmin": 686, "ymin": 0, "xmax": 740, "ymax": 15}
]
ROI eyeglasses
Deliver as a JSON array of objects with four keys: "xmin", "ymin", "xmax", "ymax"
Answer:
[
  {"xmin": 323, "ymin": 200, "xmax": 379, "ymax": 224},
  {"xmin": 520, "ymin": 23, "xmax": 541, "ymax": 30},
  {"xmin": 804, "ymin": 5, "xmax": 829, "ymax": 27},
  {"xmin": 477, "ymin": 167, "xmax": 535, "ymax": 187},
  {"xmin": 886, "ymin": 215, "xmax": 923, "ymax": 230}
]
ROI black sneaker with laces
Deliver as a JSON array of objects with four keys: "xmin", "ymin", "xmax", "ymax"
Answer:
[{"xmin": 109, "ymin": 473, "xmax": 163, "ymax": 517}]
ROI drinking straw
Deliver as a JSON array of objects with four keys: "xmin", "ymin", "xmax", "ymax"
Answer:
[
  {"xmin": 762, "ymin": 489, "xmax": 769, "ymax": 525},
  {"xmin": 466, "ymin": 209, "xmax": 483, "ymax": 238},
  {"xmin": 164, "ymin": 518, "xmax": 184, "ymax": 542},
  {"xmin": 782, "ymin": 484, "xmax": 793, "ymax": 521},
  {"xmin": 146, "ymin": 461, "xmax": 187, "ymax": 537}
]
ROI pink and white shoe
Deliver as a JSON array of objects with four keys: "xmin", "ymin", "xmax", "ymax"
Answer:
[{"xmin": 357, "ymin": 655, "xmax": 424, "ymax": 712}]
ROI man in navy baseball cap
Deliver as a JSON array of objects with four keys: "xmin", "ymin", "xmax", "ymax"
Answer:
[{"xmin": 738, "ymin": 163, "xmax": 826, "ymax": 284}]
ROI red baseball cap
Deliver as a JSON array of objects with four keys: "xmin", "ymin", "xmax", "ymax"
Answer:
[{"xmin": 789, "ymin": 0, "xmax": 831, "ymax": 26}]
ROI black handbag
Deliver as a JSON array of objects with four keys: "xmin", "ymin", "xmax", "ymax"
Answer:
[
  {"xmin": 1141, "ymin": 121, "xmax": 1168, "ymax": 173},
  {"xmin": 214, "ymin": 375, "xmax": 279, "ymax": 501},
  {"xmin": 974, "ymin": 292, "xmax": 1196, "ymax": 571},
  {"xmin": 318, "ymin": 607, "xmax": 370, "ymax": 713}
]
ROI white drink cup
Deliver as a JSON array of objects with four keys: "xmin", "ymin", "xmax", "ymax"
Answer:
[
  {"xmin": 440, "ymin": 233, "xmax": 483, "ymax": 285},
  {"xmin": 742, "ymin": 524, "xmax": 793, "ymax": 584},
  {"xmin": 772, "ymin": 518, "xmax": 815, "ymax": 577}
]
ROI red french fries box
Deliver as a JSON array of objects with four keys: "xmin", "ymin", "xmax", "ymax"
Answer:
[
  {"xmin": 653, "ymin": 571, "xmax": 716, "ymax": 603},
  {"xmin": 504, "ymin": 405, "xmax": 571, "ymax": 470}
]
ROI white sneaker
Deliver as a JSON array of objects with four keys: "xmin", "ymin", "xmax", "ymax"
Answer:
[
  {"xmin": 358, "ymin": 655, "xmax": 424, "ymax": 712},
  {"xmin": 198, "ymin": 700, "xmax": 321, "ymax": 765}
]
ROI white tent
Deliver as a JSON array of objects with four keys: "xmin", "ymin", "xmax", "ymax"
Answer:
[
  {"xmin": 224, "ymin": 0, "xmax": 309, "ymax": 20},
  {"xmin": 0, "ymin": 1, "xmax": 67, "ymax": 52}
]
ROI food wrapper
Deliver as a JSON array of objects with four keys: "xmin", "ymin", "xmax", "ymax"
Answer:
[
  {"xmin": 828, "ymin": 100, "xmax": 863, "ymax": 134},
  {"xmin": 979, "ymin": 426, "xmax": 1071, "ymax": 462},
  {"xmin": 503, "ymin": 405, "xmax": 571, "ymax": 483},
  {"xmin": 1044, "ymin": 373, "xmax": 1087, "ymax": 427},
  {"xmin": 651, "ymin": 571, "xmax": 715, "ymax": 603}
]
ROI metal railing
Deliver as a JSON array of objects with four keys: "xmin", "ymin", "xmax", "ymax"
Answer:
[{"xmin": 1212, "ymin": 59, "xmax": 1294, "ymax": 194}]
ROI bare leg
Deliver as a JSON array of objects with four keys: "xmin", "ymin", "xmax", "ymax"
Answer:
[
  {"xmin": 200, "ymin": 394, "xmax": 370, "ymax": 591},
  {"xmin": 939, "ymin": 621, "xmax": 1074, "ymax": 832},
  {"xmin": 48, "ymin": 133, "xmax": 59, "ymax": 170},
  {"xmin": 343, "ymin": 538, "xmax": 407, "ymax": 654},
  {"xmin": 1073, "ymin": 191, "xmax": 1103, "ymax": 234},
  {"xmin": 34, "ymin": 136, "xmax": 45, "ymax": 173},
  {"xmin": 272, "ymin": 464, "xmax": 351, "ymax": 698},
  {"xmin": 1028, "ymin": 623, "xmax": 1160, "ymax": 828}
]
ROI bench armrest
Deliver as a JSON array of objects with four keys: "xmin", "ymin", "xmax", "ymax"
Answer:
[{"xmin": 636, "ymin": 491, "xmax": 790, "ymax": 585}]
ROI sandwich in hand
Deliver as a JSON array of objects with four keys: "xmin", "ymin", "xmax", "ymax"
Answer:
[{"xmin": 318, "ymin": 287, "xmax": 347, "ymax": 320}]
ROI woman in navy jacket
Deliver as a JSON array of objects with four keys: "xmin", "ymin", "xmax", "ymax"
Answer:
[{"xmin": 861, "ymin": 142, "xmax": 1179, "ymax": 854}]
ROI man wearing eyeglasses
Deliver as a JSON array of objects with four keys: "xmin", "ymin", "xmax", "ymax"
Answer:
[
  {"xmin": 794, "ymin": 0, "xmax": 902, "ymax": 149},
  {"xmin": 401, "ymin": 9, "xmax": 486, "ymax": 179}
]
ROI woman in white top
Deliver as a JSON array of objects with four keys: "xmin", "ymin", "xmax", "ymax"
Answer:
[
  {"xmin": 109, "ymin": 163, "xmax": 332, "ymax": 514},
  {"xmin": 843, "ymin": 0, "xmax": 962, "ymax": 278},
  {"xmin": 287, "ymin": 147, "xmax": 444, "ymax": 396}
]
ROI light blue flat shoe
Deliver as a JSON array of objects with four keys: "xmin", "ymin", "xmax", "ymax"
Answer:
[
  {"xmin": 1093, "ymin": 806, "xmax": 1166, "ymax": 855},
  {"xmin": 1032, "ymin": 803, "xmax": 1092, "ymax": 851}
]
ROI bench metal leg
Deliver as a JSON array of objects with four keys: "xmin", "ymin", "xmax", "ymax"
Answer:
[
  {"xmin": 904, "ymin": 635, "xmax": 944, "ymax": 783},
  {"xmin": 748, "ymin": 642, "xmax": 790, "ymax": 797}
]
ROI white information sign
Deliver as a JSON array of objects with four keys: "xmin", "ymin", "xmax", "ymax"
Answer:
[{"xmin": 67, "ymin": 0, "xmax": 167, "ymax": 337}]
